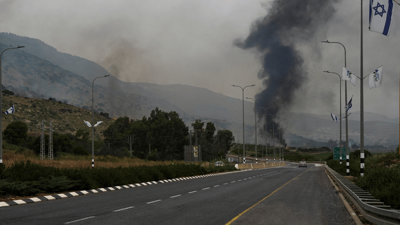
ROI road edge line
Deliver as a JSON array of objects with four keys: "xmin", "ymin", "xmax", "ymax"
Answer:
[{"xmin": 225, "ymin": 167, "xmax": 313, "ymax": 225}]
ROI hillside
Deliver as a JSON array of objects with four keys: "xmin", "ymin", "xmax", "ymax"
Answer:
[{"xmin": 1, "ymin": 93, "xmax": 114, "ymax": 140}]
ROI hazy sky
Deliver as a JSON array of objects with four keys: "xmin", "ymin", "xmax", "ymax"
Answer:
[{"xmin": 1, "ymin": 0, "xmax": 399, "ymax": 119}]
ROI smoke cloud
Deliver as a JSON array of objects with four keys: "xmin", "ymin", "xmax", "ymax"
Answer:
[{"xmin": 235, "ymin": 0, "xmax": 340, "ymax": 145}]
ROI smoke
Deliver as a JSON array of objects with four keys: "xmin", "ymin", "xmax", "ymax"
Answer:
[{"xmin": 235, "ymin": 0, "xmax": 340, "ymax": 145}]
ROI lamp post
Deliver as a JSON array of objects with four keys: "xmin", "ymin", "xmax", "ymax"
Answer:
[
  {"xmin": 232, "ymin": 84, "xmax": 255, "ymax": 163},
  {"xmin": 0, "ymin": 45, "xmax": 24, "ymax": 164},
  {"xmin": 246, "ymin": 97, "xmax": 258, "ymax": 163},
  {"xmin": 92, "ymin": 75, "xmax": 110, "ymax": 168},
  {"xmin": 259, "ymin": 106, "xmax": 273, "ymax": 162},
  {"xmin": 323, "ymin": 70, "xmax": 343, "ymax": 164},
  {"xmin": 322, "ymin": 40, "xmax": 350, "ymax": 176},
  {"xmin": 266, "ymin": 114, "xmax": 276, "ymax": 163}
]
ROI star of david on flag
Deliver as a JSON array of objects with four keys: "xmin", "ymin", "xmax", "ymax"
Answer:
[
  {"xmin": 331, "ymin": 113, "xmax": 338, "ymax": 123},
  {"xmin": 368, "ymin": 66, "xmax": 383, "ymax": 89},
  {"xmin": 4, "ymin": 105, "xmax": 14, "ymax": 114},
  {"xmin": 341, "ymin": 67, "xmax": 356, "ymax": 86},
  {"xmin": 369, "ymin": 0, "xmax": 394, "ymax": 36}
]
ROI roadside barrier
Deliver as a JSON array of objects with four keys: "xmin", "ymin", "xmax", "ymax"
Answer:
[
  {"xmin": 325, "ymin": 165, "xmax": 400, "ymax": 225},
  {"xmin": 235, "ymin": 162, "xmax": 286, "ymax": 170}
]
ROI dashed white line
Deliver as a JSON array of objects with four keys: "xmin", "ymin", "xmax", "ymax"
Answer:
[
  {"xmin": 147, "ymin": 199, "xmax": 161, "ymax": 204},
  {"xmin": 238, "ymin": 180, "xmax": 242, "ymax": 182},
  {"xmin": 214, "ymin": 185, "xmax": 220, "ymax": 187},
  {"xmin": 223, "ymin": 183, "xmax": 228, "ymax": 185},
  {"xmin": 231, "ymin": 181, "xmax": 236, "ymax": 183},
  {"xmin": 113, "ymin": 206, "xmax": 134, "ymax": 212},
  {"xmin": 243, "ymin": 178, "xmax": 247, "ymax": 180},
  {"xmin": 188, "ymin": 190, "xmax": 197, "ymax": 194},
  {"xmin": 65, "ymin": 216, "xmax": 95, "ymax": 224},
  {"xmin": 202, "ymin": 187, "xmax": 210, "ymax": 190},
  {"xmin": 170, "ymin": 195, "xmax": 181, "ymax": 198}
]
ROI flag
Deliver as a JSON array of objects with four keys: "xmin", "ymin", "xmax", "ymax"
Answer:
[
  {"xmin": 83, "ymin": 120, "xmax": 92, "ymax": 127},
  {"xmin": 331, "ymin": 113, "xmax": 338, "ymax": 123},
  {"xmin": 342, "ymin": 67, "xmax": 357, "ymax": 86},
  {"xmin": 369, "ymin": 66, "xmax": 383, "ymax": 89},
  {"xmin": 346, "ymin": 97, "xmax": 353, "ymax": 113},
  {"xmin": 369, "ymin": 0, "xmax": 394, "ymax": 36},
  {"xmin": 342, "ymin": 113, "xmax": 351, "ymax": 120},
  {"xmin": 4, "ymin": 105, "xmax": 14, "ymax": 114},
  {"xmin": 94, "ymin": 121, "xmax": 103, "ymax": 127}
]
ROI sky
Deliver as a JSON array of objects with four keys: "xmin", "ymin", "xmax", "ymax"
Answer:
[{"xmin": 1, "ymin": 0, "xmax": 399, "ymax": 119}]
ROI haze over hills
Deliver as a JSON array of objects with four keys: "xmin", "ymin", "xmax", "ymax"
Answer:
[{"xmin": 0, "ymin": 32, "xmax": 398, "ymax": 149}]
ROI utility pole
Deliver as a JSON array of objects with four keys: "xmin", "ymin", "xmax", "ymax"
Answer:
[
  {"xmin": 40, "ymin": 120, "xmax": 45, "ymax": 160},
  {"xmin": 128, "ymin": 135, "xmax": 134, "ymax": 156},
  {"xmin": 48, "ymin": 121, "xmax": 53, "ymax": 160}
]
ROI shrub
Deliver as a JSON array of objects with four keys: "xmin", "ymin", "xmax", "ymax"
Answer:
[
  {"xmin": 73, "ymin": 146, "xmax": 89, "ymax": 156},
  {"xmin": 4, "ymin": 121, "xmax": 28, "ymax": 146}
]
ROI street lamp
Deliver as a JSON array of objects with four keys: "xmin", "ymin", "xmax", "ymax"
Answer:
[
  {"xmin": 266, "ymin": 114, "xmax": 277, "ymax": 163},
  {"xmin": 322, "ymin": 40, "xmax": 350, "ymax": 176},
  {"xmin": 259, "ymin": 106, "xmax": 273, "ymax": 162},
  {"xmin": 323, "ymin": 70, "xmax": 343, "ymax": 164},
  {"xmin": 92, "ymin": 75, "xmax": 110, "ymax": 168},
  {"xmin": 246, "ymin": 97, "xmax": 259, "ymax": 163},
  {"xmin": 232, "ymin": 84, "xmax": 255, "ymax": 163},
  {"xmin": 0, "ymin": 45, "xmax": 24, "ymax": 165}
]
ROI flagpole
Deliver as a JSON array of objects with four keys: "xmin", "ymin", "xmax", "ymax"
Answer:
[{"xmin": 360, "ymin": 0, "xmax": 365, "ymax": 177}]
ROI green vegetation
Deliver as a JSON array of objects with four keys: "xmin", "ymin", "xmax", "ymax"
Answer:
[
  {"xmin": 327, "ymin": 151, "xmax": 400, "ymax": 209},
  {"xmin": 0, "ymin": 161, "xmax": 236, "ymax": 196}
]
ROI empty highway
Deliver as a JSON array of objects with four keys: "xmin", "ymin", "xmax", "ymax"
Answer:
[{"xmin": 0, "ymin": 164, "xmax": 354, "ymax": 225}]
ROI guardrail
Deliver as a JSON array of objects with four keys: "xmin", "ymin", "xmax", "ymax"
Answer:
[
  {"xmin": 325, "ymin": 165, "xmax": 400, "ymax": 225},
  {"xmin": 235, "ymin": 162, "xmax": 286, "ymax": 170}
]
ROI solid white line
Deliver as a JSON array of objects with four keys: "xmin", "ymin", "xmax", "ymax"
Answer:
[
  {"xmin": 188, "ymin": 191, "xmax": 197, "ymax": 194},
  {"xmin": 170, "ymin": 195, "xmax": 181, "ymax": 198},
  {"xmin": 65, "ymin": 216, "xmax": 95, "ymax": 224},
  {"xmin": 202, "ymin": 187, "xmax": 210, "ymax": 190},
  {"xmin": 147, "ymin": 199, "xmax": 161, "ymax": 204},
  {"xmin": 214, "ymin": 185, "xmax": 220, "ymax": 187},
  {"xmin": 113, "ymin": 206, "xmax": 134, "ymax": 212}
]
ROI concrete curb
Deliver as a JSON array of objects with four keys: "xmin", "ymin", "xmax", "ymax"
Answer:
[{"xmin": 0, "ymin": 168, "xmax": 258, "ymax": 208}]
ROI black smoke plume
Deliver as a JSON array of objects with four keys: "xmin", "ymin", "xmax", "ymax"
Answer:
[{"xmin": 235, "ymin": 0, "xmax": 339, "ymax": 145}]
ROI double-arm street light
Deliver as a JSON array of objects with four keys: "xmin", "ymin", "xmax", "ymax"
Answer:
[
  {"xmin": 232, "ymin": 84, "xmax": 255, "ymax": 163},
  {"xmin": 322, "ymin": 40, "xmax": 350, "ymax": 176},
  {"xmin": 92, "ymin": 75, "xmax": 110, "ymax": 168},
  {"xmin": 323, "ymin": 70, "xmax": 343, "ymax": 164},
  {"xmin": 259, "ymin": 106, "xmax": 273, "ymax": 162},
  {"xmin": 0, "ymin": 45, "xmax": 25, "ymax": 165}
]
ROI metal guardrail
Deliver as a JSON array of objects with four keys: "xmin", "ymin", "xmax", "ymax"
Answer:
[{"xmin": 325, "ymin": 165, "xmax": 400, "ymax": 225}]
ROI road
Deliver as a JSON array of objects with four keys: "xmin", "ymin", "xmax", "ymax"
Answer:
[{"xmin": 0, "ymin": 164, "xmax": 354, "ymax": 225}]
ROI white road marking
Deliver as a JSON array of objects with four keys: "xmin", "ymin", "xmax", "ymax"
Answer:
[
  {"xmin": 188, "ymin": 191, "xmax": 197, "ymax": 194},
  {"xmin": 202, "ymin": 187, "xmax": 210, "ymax": 190},
  {"xmin": 238, "ymin": 180, "xmax": 242, "ymax": 182},
  {"xmin": 65, "ymin": 216, "xmax": 95, "ymax": 224},
  {"xmin": 113, "ymin": 206, "xmax": 134, "ymax": 212},
  {"xmin": 147, "ymin": 199, "xmax": 161, "ymax": 204},
  {"xmin": 214, "ymin": 185, "xmax": 220, "ymax": 187},
  {"xmin": 243, "ymin": 178, "xmax": 247, "ymax": 180},
  {"xmin": 231, "ymin": 181, "xmax": 236, "ymax": 183},
  {"xmin": 223, "ymin": 183, "xmax": 228, "ymax": 185},
  {"xmin": 170, "ymin": 195, "xmax": 181, "ymax": 198}
]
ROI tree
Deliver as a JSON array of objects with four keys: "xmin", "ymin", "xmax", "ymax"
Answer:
[
  {"xmin": 75, "ymin": 129, "xmax": 89, "ymax": 142},
  {"xmin": 4, "ymin": 121, "xmax": 28, "ymax": 146},
  {"xmin": 30, "ymin": 132, "xmax": 73, "ymax": 156},
  {"xmin": 215, "ymin": 130, "xmax": 235, "ymax": 156}
]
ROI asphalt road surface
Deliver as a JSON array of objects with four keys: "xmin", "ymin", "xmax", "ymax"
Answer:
[{"xmin": 0, "ymin": 164, "xmax": 354, "ymax": 225}]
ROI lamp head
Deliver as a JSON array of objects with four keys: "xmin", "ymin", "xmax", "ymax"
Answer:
[
  {"xmin": 321, "ymin": 40, "xmax": 329, "ymax": 43},
  {"xmin": 17, "ymin": 46, "xmax": 25, "ymax": 48},
  {"xmin": 104, "ymin": 75, "xmax": 110, "ymax": 77}
]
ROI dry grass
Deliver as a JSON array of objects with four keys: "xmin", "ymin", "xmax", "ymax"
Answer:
[{"xmin": 2, "ymin": 150, "xmax": 205, "ymax": 169}]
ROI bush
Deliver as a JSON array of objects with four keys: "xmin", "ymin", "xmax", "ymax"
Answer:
[
  {"xmin": 73, "ymin": 146, "xmax": 89, "ymax": 156},
  {"xmin": 4, "ymin": 121, "xmax": 28, "ymax": 146}
]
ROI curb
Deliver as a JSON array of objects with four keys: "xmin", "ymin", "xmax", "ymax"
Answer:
[{"xmin": 0, "ymin": 169, "xmax": 253, "ymax": 208}]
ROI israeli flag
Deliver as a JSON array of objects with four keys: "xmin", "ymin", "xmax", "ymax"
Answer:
[
  {"xmin": 330, "ymin": 113, "xmax": 338, "ymax": 123},
  {"xmin": 83, "ymin": 120, "xmax": 92, "ymax": 127},
  {"xmin": 346, "ymin": 98, "xmax": 353, "ymax": 113},
  {"xmin": 369, "ymin": 0, "xmax": 394, "ymax": 36},
  {"xmin": 4, "ymin": 105, "xmax": 15, "ymax": 114},
  {"xmin": 369, "ymin": 66, "xmax": 383, "ymax": 89}
]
